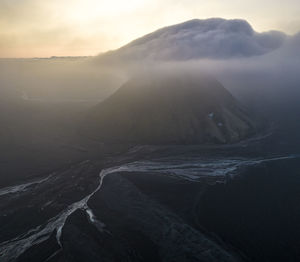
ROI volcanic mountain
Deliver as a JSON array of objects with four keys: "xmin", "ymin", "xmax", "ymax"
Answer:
[{"xmin": 86, "ymin": 71, "xmax": 257, "ymax": 144}]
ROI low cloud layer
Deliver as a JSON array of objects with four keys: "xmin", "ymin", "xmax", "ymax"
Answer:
[{"xmin": 1, "ymin": 18, "xmax": 299, "ymax": 124}]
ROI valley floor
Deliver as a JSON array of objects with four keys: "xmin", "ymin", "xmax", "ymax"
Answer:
[{"xmin": 1, "ymin": 133, "xmax": 300, "ymax": 261}]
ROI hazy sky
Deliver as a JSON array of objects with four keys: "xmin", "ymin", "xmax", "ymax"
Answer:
[{"xmin": 1, "ymin": 0, "xmax": 300, "ymax": 58}]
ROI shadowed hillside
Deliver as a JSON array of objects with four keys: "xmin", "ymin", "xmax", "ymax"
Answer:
[{"xmin": 86, "ymin": 71, "xmax": 258, "ymax": 144}]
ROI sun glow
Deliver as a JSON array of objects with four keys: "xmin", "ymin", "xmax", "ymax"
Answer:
[
  {"xmin": 0, "ymin": 0, "xmax": 300, "ymax": 57},
  {"xmin": 63, "ymin": 0, "xmax": 146, "ymax": 22}
]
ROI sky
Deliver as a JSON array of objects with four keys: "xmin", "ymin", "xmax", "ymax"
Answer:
[{"xmin": 1, "ymin": 0, "xmax": 300, "ymax": 58}]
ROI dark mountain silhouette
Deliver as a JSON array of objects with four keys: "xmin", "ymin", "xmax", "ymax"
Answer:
[{"xmin": 86, "ymin": 71, "xmax": 257, "ymax": 144}]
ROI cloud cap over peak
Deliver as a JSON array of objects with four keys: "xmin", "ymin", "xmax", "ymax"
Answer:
[{"xmin": 97, "ymin": 18, "xmax": 288, "ymax": 62}]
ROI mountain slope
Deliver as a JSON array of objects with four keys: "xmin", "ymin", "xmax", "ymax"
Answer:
[{"xmin": 86, "ymin": 71, "xmax": 257, "ymax": 144}]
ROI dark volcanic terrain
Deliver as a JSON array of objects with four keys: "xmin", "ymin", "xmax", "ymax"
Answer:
[
  {"xmin": 0, "ymin": 51, "xmax": 300, "ymax": 261},
  {"xmin": 1, "ymin": 133, "xmax": 299, "ymax": 262}
]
